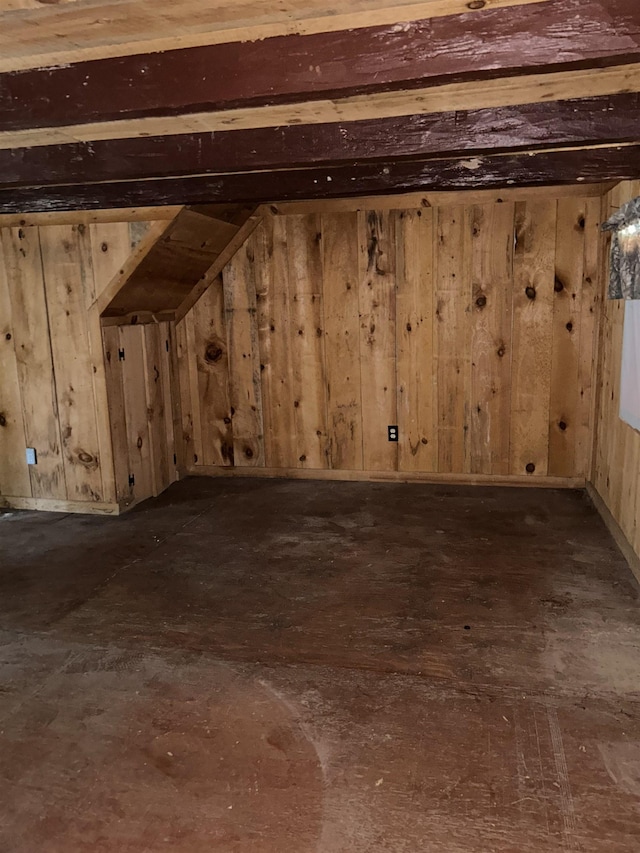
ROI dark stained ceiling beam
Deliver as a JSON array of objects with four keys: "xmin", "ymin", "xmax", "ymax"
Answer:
[
  {"xmin": 1, "ymin": 94, "xmax": 639, "ymax": 189},
  {"xmin": 1, "ymin": 144, "xmax": 638, "ymax": 214},
  {"xmin": 1, "ymin": 0, "xmax": 639, "ymax": 132}
]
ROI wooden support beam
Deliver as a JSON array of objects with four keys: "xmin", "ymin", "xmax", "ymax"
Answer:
[
  {"xmin": 1, "ymin": 145, "xmax": 639, "ymax": 215},
  {"xmin": 3, "ymin": 61, "xmax": 639, "ymax": 152},
  {"xmin": 2, "ymin": 94, "xmax": 639, "ymax": 189},
  {"xmin": 1, "ymin": 0, "xmax": 638, "ymax": 133},
  {"xmin": 0, "ymin": 0, "xmax": 552, "ymax": 73}
]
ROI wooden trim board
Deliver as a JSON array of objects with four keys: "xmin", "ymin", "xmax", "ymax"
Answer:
[
  {"xmin": 0, "ymin": 496, "xmax": 121, "ymax": 515},
  {"xmin": 4, "ymin": 62, "xmax": 640, "ymax": 151},
  {"xmin": 586, "ymin": 482, "xmax": 640, "ymax": 586},
  {"xmin": 188, "ymin": 465, "xmax": 585, "ymax": 489}
]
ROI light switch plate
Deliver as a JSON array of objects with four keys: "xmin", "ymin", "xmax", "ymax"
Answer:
[{"xmin": 25, "ymin": 447, "xmax": 37, "ymax": 465}]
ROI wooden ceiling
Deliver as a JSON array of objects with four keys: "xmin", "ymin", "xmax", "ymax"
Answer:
[{"xmin": 1, "ymin": 0, "xmax": 640, "ymax": 213}]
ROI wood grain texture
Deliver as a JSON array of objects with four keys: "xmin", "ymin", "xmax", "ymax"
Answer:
[
  {"xmin": 0, "ymin": 246, "xmax": 30, "ymax": 497},
  {"xmin": 2, "ymin": 1, "xmax": 637, "ymax": 133},
  {"xmin": 591, "ymin": 179, "xmax": 640, "ymax": 562},
  {"xmin": 222, "ymin": 240, "xmax": 265, "ymax": 467},
  {"xmin": 40, "ymin": 225, "xmax": 104, "ymax": 502},
  {"xmin": 510, "ymin": 200, "xmax": 557, "ymax": 477},
  {"xmin": 396, "ymin": 208, "xmax": 436, "ymax": 472},
  {"xmin": 0, "ymin": 0, "xmax": 553, "ymax": 73},
  {"xmin": 469, "ymin": 203, "xmax": 514, "ymax": 475},
  {"xmin": 434, "ymin": 206, "xmax": 471, "ymax": 473},
  {"xmin": 1, "ymin": 226, "xmax": 66, "ymax": 500},
  {"xmin": 358, "ymin": 210, "xmax": 398, "ymax": 472},
  {"xmin": 183, "ymin": 191, "xmax": 596, "ymax": 485}
]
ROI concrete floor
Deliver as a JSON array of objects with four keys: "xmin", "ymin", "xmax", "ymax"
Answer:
[{"xmin": 1, "ymin": 478, "xmax": 640, "ymax": 852}]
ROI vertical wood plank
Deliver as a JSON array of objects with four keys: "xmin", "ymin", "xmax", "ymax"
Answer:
[
  {"xmin": 510, "ymin": 200, "xmax": 557, "ymax": 477},
  {"xmin": 101, "ymin": 324, "xmax": 132, "ymax": 505},
  {"xmin": 40, "ymin": 225, "xmax": 104, "ymax": 502},
  {"xmin": 396, "ymin": 208, "xmax": 437, "ymax": 472},
  {"xmin": 88, "ymin": 223, "xmax": 132, "ymax": 308},
  {"xmin": 321, "ymin": 211, "xmax": 363, "ymax": 470},
  {"xmin": 142, "ymin": 323, "xmax": 170, "ymax": 496},
  {"xmin": 119, "ymin": 324, "xmax": 153, "ymax": 502},
  {"xmin": 469, "ymin": 203, "xmax": 515, "ymax": 475},
  {"xmin": 255, "ymin": 216, "xmax": 297, "ymax": 468},
  {"xmin": 1, "ymin": 226, "xmax": 66, "ymax": 500},
  {"xmin": 358, "ymin": 209, "xmax": 398, "ymax": 472},
  {"xmin": 548, "ymin": 198, "xmax": 586, "ymax": 477},
  {"xmin": 175, "ymin": 316, "xmax": 196, "ymax": 469},
  {"xmin": 578, "ymin": 196, "xmax": 601, "ymax": 480},
  {"xmin": 191, "ymin": 280, "xmax": 233, "ymax": 466},
  {"xmin": 159, "ymin": 321, "xmax": 179, "ymax": 484},
  {"xmin": 223, "ymin": 239, "xmax": 265, "ymax": 466},
  {"xmin": 0, "ymin": 248, "xmax": 31, "ymax": 497},
  {"xmin": 434, "ymin": 206, "xmax": 472, "ymax": 473},
  {"xmin": 287, "ymin": 214, "xmax": 330, "ymax": 469}
]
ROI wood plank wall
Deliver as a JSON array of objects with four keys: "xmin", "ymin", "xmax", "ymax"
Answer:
[
  {"xmin": 0, "ymin": 219, "xmax": 154, "ymax": 512},
  {"xmin": 591, "ymin": 180, "xmax": 640, "ymax": 560},
  {"xmin": 179, "ymin": 195, "xmax": 600, "ymax": 485},
  {"xmin": 102, "ymin": 320, "xmax": 180, "ymax": 507}
]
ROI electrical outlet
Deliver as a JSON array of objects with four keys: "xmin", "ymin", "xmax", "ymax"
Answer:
[
  {"xmin": 388, "ymin": 425, "xmax": 399, "ymax": 442},
  {"xmin": 25, "ymin": 447, "xmax": 37, "ymax": 465}
]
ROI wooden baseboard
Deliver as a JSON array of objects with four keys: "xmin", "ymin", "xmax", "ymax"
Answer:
[
  {"xmin": 188, "ymin": 465, "xmax": 585, "ymax": 489},
  {"xmin": 0, "ymin": 496, "xmax": 121, "ymax": 516},
  {"xmin": 586, "ymin": 482, "xmax": 640, "ymax": 586}
]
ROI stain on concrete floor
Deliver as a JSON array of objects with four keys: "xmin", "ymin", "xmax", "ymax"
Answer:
[{"xmin": 0, "ymin": 478, "xmax": 639, "ymax": 851}]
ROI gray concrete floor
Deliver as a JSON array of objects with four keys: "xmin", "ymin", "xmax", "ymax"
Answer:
[{"xmin": 1, "ymin": 477, "xmax": 639, "ymax": 852}]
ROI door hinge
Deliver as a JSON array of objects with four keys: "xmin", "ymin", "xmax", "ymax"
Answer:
[
  {"xmin": 128, "ymin": 474, "xmax": 135, "ymax": 486},
  {"xmin": 118, "ymin": 348, "xmax": 125, "ymax": 361}
]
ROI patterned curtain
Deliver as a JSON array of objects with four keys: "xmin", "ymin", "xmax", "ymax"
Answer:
[{"xmin": 602, "ymin": 197, "xmax": 640, "ymax": 299}]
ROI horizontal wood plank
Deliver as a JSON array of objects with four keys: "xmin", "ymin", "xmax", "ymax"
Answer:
[
  {"xmin": 3, "ymin": 94, "xmax": 640, "ymax": 189},
  {"xmin": 2, "ymin": 0, "xmax": 638, "ymax": 133},
  {"xmin": 1, "ymin": 145, "xmax": 638, "ymax": 214},
  {"xmin": 188, "ymin": 465, "xmax": 585, "ymax": 489},
  {"xmin": 0, "ymin": 1, "xmax": 552, "ymax": 73}
]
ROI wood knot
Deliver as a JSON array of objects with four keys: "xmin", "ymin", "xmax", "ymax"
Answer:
[
  {"xmin": 78, "ymin": 451, "xmax": 95, "ymax": 466},
  {"xmin": 223, "ymin": 416, "xmax": 232, "ymax": 425},
  {"xmin": 101, "ymin": 242, "xmax": 108, "ymax": 252},
  {"xmin": 204, "ymin": 341, "xmax": 224, "ymax": 364},
  {"xmin": 467, "ymin": 0, "xmax": 486, "ymax": 7},
  {"xmin": 554, "ymin": 277, "xmax": 564, "ymax": 293},
  {"xmin": 566, "ymin": 322, "xmax": 573, "ymax": 332},
  {"xmin": 0, "ymin": 413, "xmax": 6, "ymax": 427},
  {"xmin": 558, "ymin": 421, "xmax": 567, "ymax": 431},
  {"xmin": 475, "ymin": 294, "xmax": 487, "ymax": 308},
  {"xmin": 5, "ymin": 332, "xmax": 11, "ymax": 340},
  {"xmin": 525, "ymin": 286, "xmax": 536, "ymax": 300},
  {"xmin": 497, "ymin": 345, "xmax": 506, "ymax": 358},
  {"xmin": 194, "ymin": 454, "xmax": 198, "ymax": 463},
  {"xmin": 137, "ymin": 436, "xmax": 143, "ymax": 449},
  {"xmin": 406, "ymin": 323, "xmax": 412, "ymax": 332},
  {"xmin": 244, "ymin": 446, "xmax": 254, "ymax": 458},
  {"xmin": 421, "ymin": 437, "xmax": 428, "ymax": 445},
  {"xmin": 525, "ymin": 462, "xmax": 536, "ymax": 473},
  {"xmin": 294, "ymin": 400, "xmax": 300, "ymax": 408},
  {"xmin": 77, "ymin": 224, "xmax": 86, "ymax": 235},
  {"xmin": 299, "ymin": 454, "xmax": 306, "ymax": 462},
  {"xmin": 578, "ymin": 215, "xmax": 586, "ymax": 230}
]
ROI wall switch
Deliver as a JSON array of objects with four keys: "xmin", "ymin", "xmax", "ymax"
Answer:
[
  {"xmin": 388, "ymin": 425, "xmax": 399, "ymax": 442},
  {"xmin": 25, "ymin": 447, "xmax": 37, "ymax": 465}
]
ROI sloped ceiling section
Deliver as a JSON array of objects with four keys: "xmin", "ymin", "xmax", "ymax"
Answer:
[
  {"xmin": 0, "ymin": 0, "xmax": 640, "ymax": 212},
  {"xmin": 99, "ymin": 204, "xmax": 262, "ymax": 321}
]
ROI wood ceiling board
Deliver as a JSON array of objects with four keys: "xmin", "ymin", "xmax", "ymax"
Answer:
[
  {"xmin": 3, "ymin": 144, "xmax": 639, "ymax": 214},
  {"xmin": 102, "ymin": 209, "xmax": 245, "ymax": 316},
  {"xmin": 3, "ymin": 61, "xmax": 639, "ymax": 151},
  {"xmin": 2, "ymin": 93, "xmax": 639, "ymax": 189},
  {"xmin": 1, "ymin": 0, "xmax": 638, "ymax": 133},
  {"xmin": 0, "ymin": 0, "xmax": 552, "ymax": 72}
]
